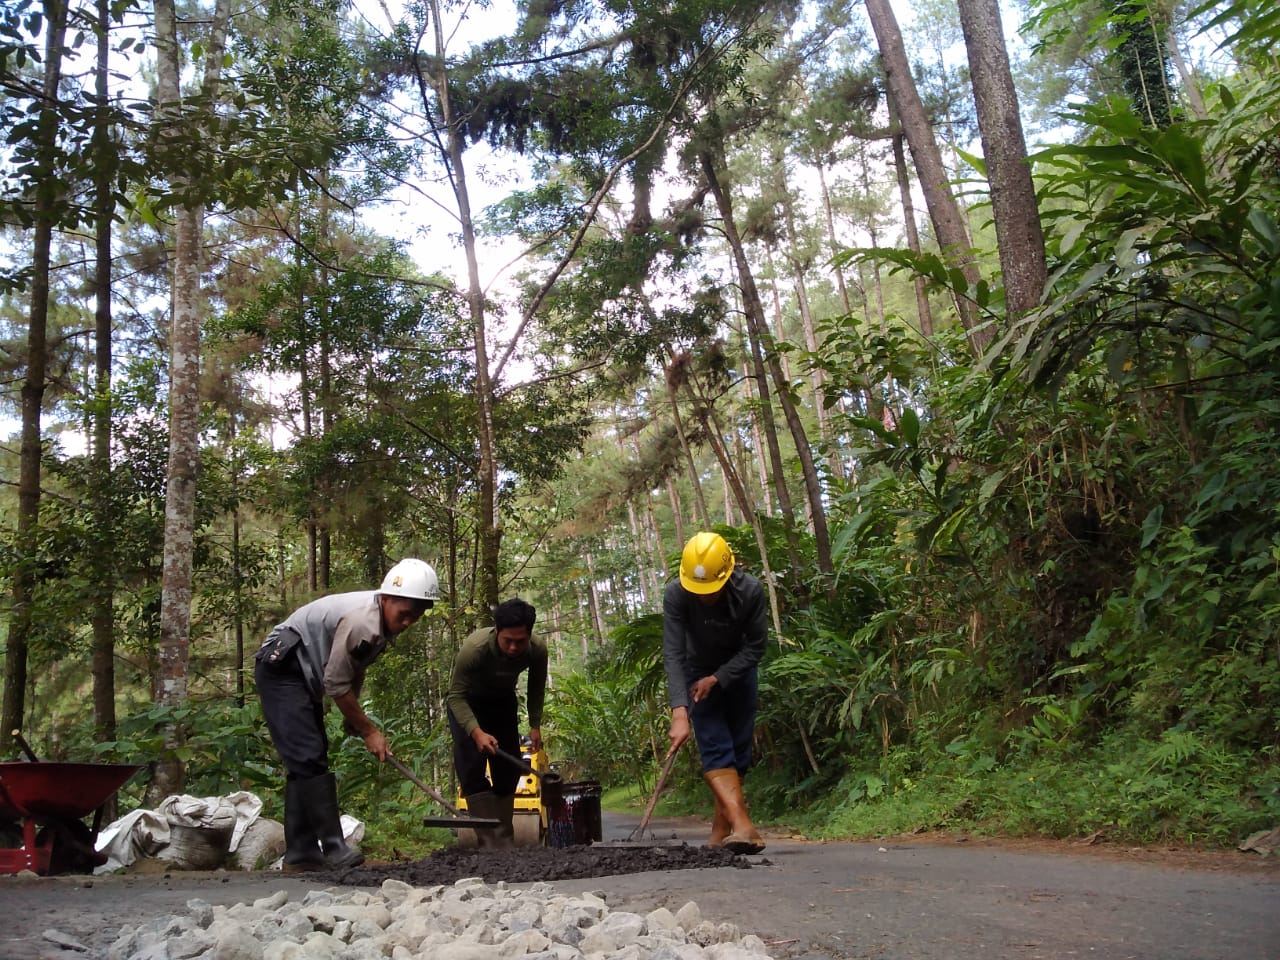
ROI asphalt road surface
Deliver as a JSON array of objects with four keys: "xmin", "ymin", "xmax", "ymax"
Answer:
[{"xmin": 3, "ymin": 812, "xmax": 1278, "ymax": 960}]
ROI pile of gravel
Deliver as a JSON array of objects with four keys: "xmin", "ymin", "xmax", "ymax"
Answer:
[{"xmin": 106, "ymin": 875, "xmax": 774, "ymax": 960}]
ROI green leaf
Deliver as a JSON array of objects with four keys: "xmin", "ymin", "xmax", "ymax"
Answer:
[
  {"xmin": 978, "ymin": 468, "xmax": 1007, "ymax": 510},
  {"xmin": 1154, "ymin": 125, "xmax": 1208, "ymax": 200},
  {"xmin": 955, "ymin": 146, "xmax": 986, "ymax": 177},
  {"xmin": 899, "ymin": 407, "xmax": 920, "ymax": 445},
  {"xmin": 1245, "ymin": 208, "xmax": 1280, "ymax": 255},
  {"xmin": 1196, "ymin": 470, "xmax": 1227, "ymax": 508},
  {"xmin": 1141, "ymin": 505, "xmax": 1164, "ymax": 548}
]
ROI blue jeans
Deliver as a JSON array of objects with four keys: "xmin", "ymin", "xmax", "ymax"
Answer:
[{"xmin": 689, "ymin": 668, "xmax": 758, "ymax": 775}]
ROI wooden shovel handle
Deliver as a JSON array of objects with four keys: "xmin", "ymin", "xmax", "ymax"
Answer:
[
  {"xmin": 386, "ymin": 756, "xmax": 466, "ymax": 818},
  {"xmin": 11, "ymin": 729, "xmax": 39, "ymax": 762},
  {"xmin": 636, "ymin": 742, "xmax": 682, "ymax": 836}
]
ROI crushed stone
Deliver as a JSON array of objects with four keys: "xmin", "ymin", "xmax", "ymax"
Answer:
[{"xmin": 105, "ymin": 873, "xmax": 774, "ymax": 960}]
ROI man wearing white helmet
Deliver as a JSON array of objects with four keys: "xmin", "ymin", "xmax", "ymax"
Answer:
[{"xmin": 254, "ymin": 558, "xmax": 440, "ymax": 870}]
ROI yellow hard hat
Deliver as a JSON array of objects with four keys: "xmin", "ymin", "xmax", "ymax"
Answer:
[{"xmin": 679, "ymin": 532, "xmax": 735, "ymax": 595}]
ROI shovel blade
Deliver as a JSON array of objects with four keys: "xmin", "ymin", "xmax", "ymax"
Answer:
[{"xmin": 422, "ymin": 815, "xmax": 502, "ymax": 829}]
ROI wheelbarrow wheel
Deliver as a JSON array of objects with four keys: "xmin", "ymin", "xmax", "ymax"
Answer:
[
  {"xmin": 454, "ymin": 827, "xmax": 479, "ymax": 849},
  {"xmin": 512, "ymin": 812, "xmax": 542, "ymax": 847}
]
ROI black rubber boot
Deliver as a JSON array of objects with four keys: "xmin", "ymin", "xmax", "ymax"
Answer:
[
  {"xmin": 465, "ymin": 791, "xmax": 501, "ymax": 850},
  {"xmin": 298, "ymin": 773, "xmax": 365, "ymax": 869},
  {"xmin": 282, "ymin": 778, "xmax": 324, "ymax": 871},
  {"xmin": 492, "ymin": 793, "xmax": 516, "ymax": 850}
]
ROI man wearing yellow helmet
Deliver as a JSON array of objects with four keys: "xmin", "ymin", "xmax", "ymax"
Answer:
[{"xmin": 662, "ymin": 532, "xmax": 768, "ymax": 854}]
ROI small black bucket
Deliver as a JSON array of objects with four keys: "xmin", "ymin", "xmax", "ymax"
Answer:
[{"xmin": 545, "ymin": 779, "xmax": 603, "ymax": 848}]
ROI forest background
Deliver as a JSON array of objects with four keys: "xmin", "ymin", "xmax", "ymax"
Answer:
[{"xmin": 2, "ymin": 0, "xmax": 1277, "ymax": 859}]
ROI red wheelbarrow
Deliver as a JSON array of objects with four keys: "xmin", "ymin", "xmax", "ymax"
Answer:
[{"xmin": 0, "ymin": 759, "xmax": 143, "ymax": 876}]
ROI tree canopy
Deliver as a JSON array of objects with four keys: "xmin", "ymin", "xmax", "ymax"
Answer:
[{"xmin": 1, "ymin": 0, "xmax": 1277, "ymax": 853}]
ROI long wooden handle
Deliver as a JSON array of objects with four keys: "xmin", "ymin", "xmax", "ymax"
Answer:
[
  {"xmin": 492, "ymin": 746, "xmax": 537, "ymax": 776},
  {"xmin": 11, "ymin": 729, "xmax": 39, "ymax": 762},
  {"xmin": 386, "ymin": 756, "xmax": 465, "ymax": 817},
  {"xmin": 493, "ymin": 746, "xmax": 564, "ymax": 783},
  {"xmin": 636, "ymin": 743, "xmax": 682, "ymax": 835}
]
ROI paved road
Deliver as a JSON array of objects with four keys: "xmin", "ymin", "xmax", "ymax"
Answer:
[
  {"xmin": 3, "ymin": 813, "xmax": 1277, "ymax": 960},
  {"xmin": 576, "ymin": 814, "xmax": 1280, "ymax": 960}
]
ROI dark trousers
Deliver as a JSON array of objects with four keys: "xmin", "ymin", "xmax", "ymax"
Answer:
[
  {"xmin": 690, "ymin": 667, "xmax": 758, "ymax": 776},
  {"xmin": 254, "ymin": 652, "xmax": 330, "ymax": 780},
  {"xmin": 449, "ymin": 693, "xmax": 521, "ymax": 796}
]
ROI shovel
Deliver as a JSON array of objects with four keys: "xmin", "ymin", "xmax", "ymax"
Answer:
[
  {"xmin": 629, "ymin": 741, "xmax": 682, "ymax": 841},
  {"xmin": 386, "ymin": 756, "xmax": 501, "ymax": 830},
  {"xmin": 491, "ymin": 747, "xmax": 565, "ymax": 803},
  {"xmin": 598, "ymin": 741, "xmax": 685, "ymax": 847}
]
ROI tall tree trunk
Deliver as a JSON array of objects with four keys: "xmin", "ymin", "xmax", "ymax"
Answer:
[
  {"xmin": 151, "ymin": 0, "xmax": 231, "ymax": 801},
  {"xmin": 624, "ymin": 498, "xmax": 652, "ymax": 606},
  {"xmin": 856, "ymin": 145, "xmax": 888, "ymax": 329},
  {"xmin": 316, "ymin": 174, "xmax": 333, "ymax": 589},
  {"xmin": 665, "ymin": 475, "xmax": 686, "ymax": 550},
  {"xmin": 865, "ymin": 0, "xmax": 989, "ymax": 355},
  {"xmin": 816, "ymin": 161, "xmax": 852, "ymax": 315},
  {"xmin": 585, "ymin": 552, "xmax": 606, "ymax": 644},
  {"xmin": 772, "ymin": 164, "xmax": 844, "ymax": 485},
  {"xmin": 574, "ymin": 586, "xmax": 591, "ymax": 658},
  {"xmin": 629, "ymin": 431, "xmax": 666, "ymax": 599},
  {"xmin": 701, "ymin": 149, "xmax": 834, "ymax": 583},
  {"xmin": 1167, "ymin": 28, "xmax": 1206, "ymax": 120},
  {"xmin": 643, "ymin": 489, "xmax": 666, "ymax": 592},
  {"xmin": 695, "ymin": 405, "xmax": 784, "ymax": 637},
  {"xmin": 230, "ymin": 415, "xmax": 245, "ymax": 704},
  {"xmin": 423, "ymin": 0, "xmax": 500, "ymax": 614},
  {"xmin": 700, "ymin": 155, "xmax": 800, "ymax": 562},
  {"xmin": 295, "ymin": 205, "xmax": 318, "ymax": 593},
  {"xmin": 1110, "ymin": 0, "xmax": 1176, "ymax": 128},
  {"xmin": 733, "ymin": 318, "xmax": 773, "ymax": 517},
  {"xmin": 889, "ymin": 118, "xmax": 934, "ymax": 338},
  {"xmin": 1, "ymin": 0, "xmax": 67, "ymax": 753},
  {"xmin": 663, "ymin": 351, "xmax": 712, "ymax": 529},
  {"xmin": 91, "ymin": 0, "xmax": 116, "ymax": 744},
  {"xmin": 957, "ymin": 0, "xmax": 1048, "ymax": 319}
]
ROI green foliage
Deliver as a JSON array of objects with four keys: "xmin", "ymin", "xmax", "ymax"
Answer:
[
  {"xmin": 548, "ymin": 641, "xmax": 671, "ymax": 791},
  {"xmin": 788, "ymin": 731, "xmax": 1277, "ymax": 845},
  {"xmin": 60, "ymin": 699, "xmax": 276, "ymax": 806},
  {"xmin": 0, "ymin": 0, "xmax": 150, "ymax": 246},
  {"xmin": 787, "ymin": 52, "xmax": 1280, "ymax": 846}
]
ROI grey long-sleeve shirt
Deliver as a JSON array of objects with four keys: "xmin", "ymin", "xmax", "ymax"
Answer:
[
  {"xmin": 275, "ymin": 591, "xmax": 396, "ymax": 702},
  {"xmin": 661, "ymin": 569, "xmax": 768, "ymax": 711}
]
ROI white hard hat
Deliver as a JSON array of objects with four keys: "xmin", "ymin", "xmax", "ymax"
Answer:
[{"xmin": 379, "ymin": 558, "xmax": 440, "ymax": 601}]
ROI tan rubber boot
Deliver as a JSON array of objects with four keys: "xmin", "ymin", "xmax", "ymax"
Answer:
[
  {"xmin": 703, "ymin": 768, "xmax": 765, "ymax": 854},
  {"xmin": 707, "ymin": 795, "xmax": 731, "ymax": 848}
]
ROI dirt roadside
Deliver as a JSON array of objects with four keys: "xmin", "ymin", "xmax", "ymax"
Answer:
[{"xmin": 3, "ymin": 815, "xmax": 1278, "ymax": 960}]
